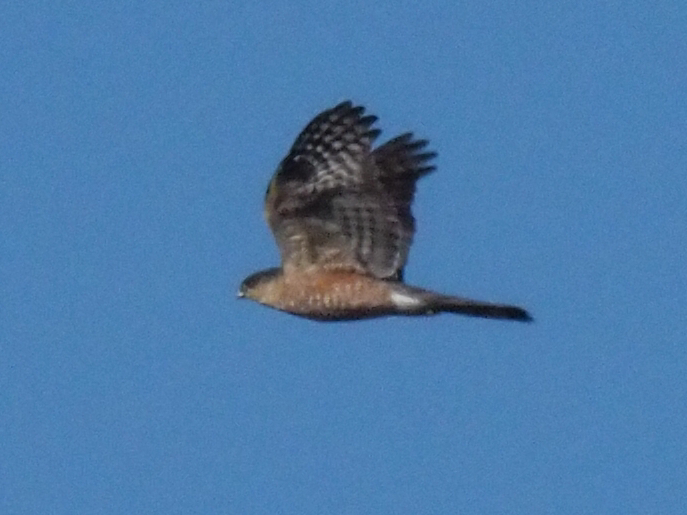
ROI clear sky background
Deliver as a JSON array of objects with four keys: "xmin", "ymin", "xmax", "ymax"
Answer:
[{"xmin": 2, "ymin": 1, "xmax": 686, "ymax": 514}]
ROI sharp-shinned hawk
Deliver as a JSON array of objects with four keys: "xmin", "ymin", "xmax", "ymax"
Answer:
[{"xmin": 238, "ymin": 101, "xmax": 532, "ymax": 322}]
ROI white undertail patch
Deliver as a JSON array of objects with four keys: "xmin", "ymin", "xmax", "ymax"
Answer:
[{"xmin": 390, "ymin": 291, "xmax": 423, "ymax": 309}]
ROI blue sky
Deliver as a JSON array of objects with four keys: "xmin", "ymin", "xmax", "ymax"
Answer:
[{"xmin": 2, "ymin": 1, "xmax": 686, "ymax": 513}]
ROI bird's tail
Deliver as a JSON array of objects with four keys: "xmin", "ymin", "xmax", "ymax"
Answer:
[
  {"xmin": 394, "ymin": 285, "xmax": 533, "ymax": 322},
  {"xmin": 429, "ymin": 293, "xmax": 532, "ymax": 322}
]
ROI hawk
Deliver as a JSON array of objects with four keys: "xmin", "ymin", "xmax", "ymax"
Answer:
[{"xmin": 238, "ymin": 101, "xmax": 532, "ymax": 322}]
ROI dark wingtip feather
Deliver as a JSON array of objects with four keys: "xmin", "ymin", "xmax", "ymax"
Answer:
[
  {"xmin": 373, "ymin": 133, "xmax": 437, "ymax": 177},
  {"xmin": 334, "ymin": 100, "xmax": 354, "ymax": 110},
  {"xmin": 360, "ymin": 114, "xmax": 378, "ymax": 127},
  {"xmin": 367, "ymin": 128, "xmax": 382, "ymax": 140}
]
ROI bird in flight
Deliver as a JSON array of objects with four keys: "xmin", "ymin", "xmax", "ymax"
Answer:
[{"xmin": 238, "ymin": 101, "xmax": 532, "ymax": 322}]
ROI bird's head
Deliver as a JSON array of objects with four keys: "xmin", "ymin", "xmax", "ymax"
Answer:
[{"xmin": 238, "ymin": 267, "xmax": 282, "ymax": 302}]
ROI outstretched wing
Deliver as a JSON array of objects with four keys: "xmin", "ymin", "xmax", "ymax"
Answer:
[{"xmin": 265, "ymin": 101, "xmax": 436, "ymax": 279}]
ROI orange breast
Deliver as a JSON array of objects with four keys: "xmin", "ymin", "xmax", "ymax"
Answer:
[{"xmin": 278, "ymin": 269, "xmax": 392, "ymax": 316}]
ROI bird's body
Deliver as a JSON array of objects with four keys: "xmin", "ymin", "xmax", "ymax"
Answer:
[
  {"xmin": 239, "ymin": 101, "xmax": 531, "ymax": 322},
  {"xmin": 241, "ymin": 267, "xmax": 531, "ymax": 321},
  {"xmin": 240, "ymin": 268, "xmax": 398, "ymax": 320}
]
